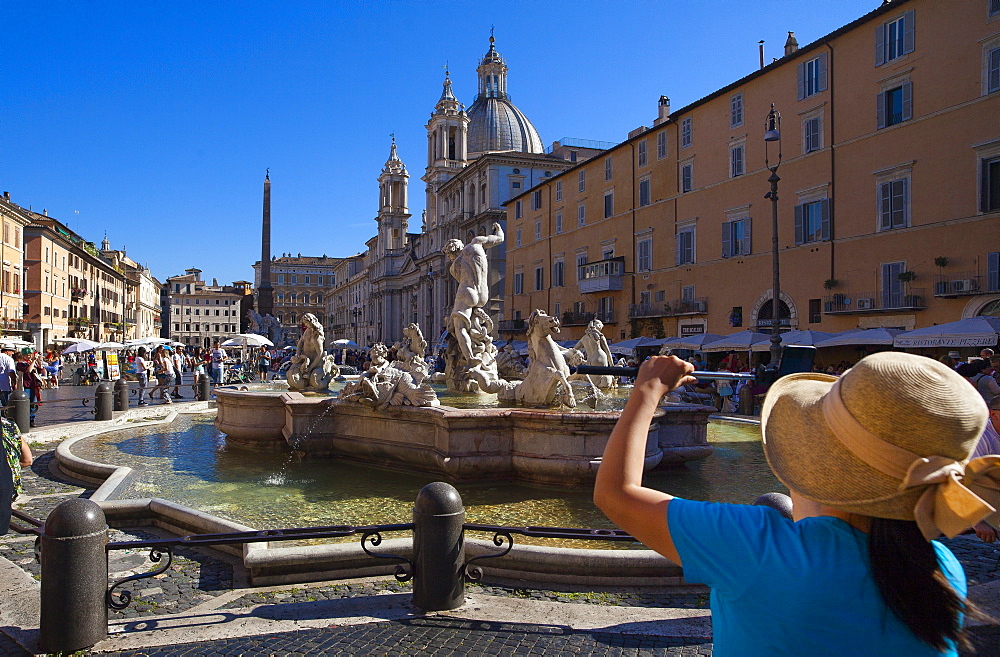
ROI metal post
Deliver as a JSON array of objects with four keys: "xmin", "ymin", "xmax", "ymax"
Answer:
[
  {"xmin": 769, "ymin": 169, "xmax": 783, "ymax": 369},
  {"xmin": 113, "ymin": 377, "xmax": 129, "ymax": 412},
  {"xmin": 39, "ymin": 498, "xmax": 109, "ymax": 652},
  {"xmin": 411, "ymin": 482, "xmax": 466, "ymax": 611},
  {"xmin": 9, "ymin": 390, "xmax": 29, "ymax": 434},
  {"xmin": 95, "ymin": 382, "xmax": 113, "ymax": 421},
  {"xmin": 752, "ymin": 492, "xmax": 794, "ymax": 520},
  {"xmin": 197, "ymin": 373, "xmax": 212, "ymax": 401}
]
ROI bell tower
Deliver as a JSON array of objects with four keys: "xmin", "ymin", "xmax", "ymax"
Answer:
[
  {"xmin": 376, "ymin": 136, "xmax": 410, "ymax": 257},
  {"xmin": 422, "ymin": 69, "xmax": 469, "ymax": 233}
]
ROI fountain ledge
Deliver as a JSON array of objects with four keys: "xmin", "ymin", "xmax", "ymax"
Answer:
[{"xmin": 213, "ymin": 389, "xmax": 714, "ymax": 486}]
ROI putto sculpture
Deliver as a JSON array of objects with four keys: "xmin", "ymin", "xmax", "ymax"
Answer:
[
  {"xmin": 285, "ymin": 313, "xmax": 339, "ymax": 391},
  {"xmin": 340, "ymin": 342, "xmax": 439, "ymax": 409}
]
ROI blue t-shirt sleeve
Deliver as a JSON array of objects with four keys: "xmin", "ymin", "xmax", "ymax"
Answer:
[{"xmin": 668, "ymin": 498, "xmax": 783, "ymax": 596}]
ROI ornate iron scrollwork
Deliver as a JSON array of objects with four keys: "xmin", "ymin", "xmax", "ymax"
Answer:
[
  {"xmin": 464, "ymin": 530, "xmax": 514, "ymax": 581},
  {"xmin": 360, "ymin": 530, "xmax": 413, "ymax": 582},
  {"xmin": 106, "ymin": 546, "xmax": 173, "ymax": 610}
]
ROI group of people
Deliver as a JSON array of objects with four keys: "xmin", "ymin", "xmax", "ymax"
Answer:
[{"xmin": 129, "ymin": 342, "xmax": 230, "ymax": 405}]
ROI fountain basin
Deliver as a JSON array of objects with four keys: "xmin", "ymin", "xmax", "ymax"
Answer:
[{"xmin": 215, "ymin": 387, "xmax": 714, "ymax": 486}]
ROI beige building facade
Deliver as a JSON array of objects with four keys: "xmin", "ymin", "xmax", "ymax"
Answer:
[
  {"xmin": 506, "ymin": 0, "xmax": 1000, "ymax": 347},
  {"xmin": 253, "ymin": 255, "xmax": 342, "ymax": 344},
  {"xmin": 166, "ymin": 269, "xmax": 249, "ymax": 348},
  {"xmin": 0, "ymin": 194, "xmax": 31, "ymax": 340}
]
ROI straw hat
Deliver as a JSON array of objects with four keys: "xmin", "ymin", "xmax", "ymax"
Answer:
[{"xmin": 762, "ymin": 351, "xmax": 1000, "ymax": 538}]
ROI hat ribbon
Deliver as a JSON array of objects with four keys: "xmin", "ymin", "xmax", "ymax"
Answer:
[{"xmin": 822, "ymin": 378, "xmax": 1000, "ymax": 540}]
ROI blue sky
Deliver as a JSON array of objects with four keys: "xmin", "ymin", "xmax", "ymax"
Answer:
[{"xmin": 3, "ymin": 0, "xmax": 875, "ymax": 286}]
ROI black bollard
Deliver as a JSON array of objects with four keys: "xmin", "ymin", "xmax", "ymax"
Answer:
[
  {"xmin": 39, "ymin": 498, "xmax": 109, "ymax": 652},
  {"xmin": 9, "ymin": 389, "xmax": 30, "ymax": 433},
  {"xmin": 752, "ymin": 492, "xmax": 794, "ymax": 520},
  {"xmin": 197, "ymin": 373, "xmax": 211, "ymax": 401},
  {"xmin": 113, "ymin": 377, "xmax": 129, "ymax": 412},
  {"xmin": 95, "ymin": 382, "xmax": 113, "ymax": 420},
  {"xmin": 411, "ymin": 482, "xmax": 466, "ymax": 611}
]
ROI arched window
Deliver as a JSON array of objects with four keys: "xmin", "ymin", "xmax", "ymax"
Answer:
[
  {"xmin": 289, "ymin": 293, "xmax": 297, "ymax": 305},
  {"xmin": 290, "ymin": 313, "xmax": 297, "ymax": 324},
  {"xmin": 978, "ymin": 299, "xmax": 1000, "ymax": 317},
  {"xmin": 756, "ymin": 299, "xmax": 792, "ymax": 333}
]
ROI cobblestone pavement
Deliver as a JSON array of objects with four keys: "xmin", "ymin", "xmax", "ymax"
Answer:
[
  {"xmin": 2, "ymin": 436, "xmax": 999, "ymax": 656},
  {"xmin": 99, "ymin": 617, "xmax": 715, "ymax": 656}
]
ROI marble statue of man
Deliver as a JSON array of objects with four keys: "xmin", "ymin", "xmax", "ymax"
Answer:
[{"xmin": 443, "ymin": 222, "xmax": 504, "ymax": 367}]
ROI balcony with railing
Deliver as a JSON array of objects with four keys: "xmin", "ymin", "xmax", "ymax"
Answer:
[
  {"xmin": 933, "ymin": 272, "xmax": 999, "ymax": 297},
  {"xmin": 629, "ymin": 298, "xmax": 708, "ymax": 319},
  {"xmin": 71, "ymin": 287, "xmax": 87, "ymax": 301},
  {"xmin": 578, "ymin": 258, "xmax": 624, "ymax": 294},
  {"xmin": 498, "ymin": 318, "xmax": 527, "ymax": 333},
  {"xmin": 561, "ymin": 309, "xmax": 615, "ymax": 326},
  {"xmin": 823, "ymin": 289, "xmax": 927, "ymax": 315}
]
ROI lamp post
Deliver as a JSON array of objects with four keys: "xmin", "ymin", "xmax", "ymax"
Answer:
[{"xmin": 764, "ymin": 104, "xmax": 783, "ymax": 369}]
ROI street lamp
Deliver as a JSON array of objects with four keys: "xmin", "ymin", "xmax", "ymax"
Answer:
[{"xmin": 764, "ymin": 103, "xmax": 783, "ymax": 369}]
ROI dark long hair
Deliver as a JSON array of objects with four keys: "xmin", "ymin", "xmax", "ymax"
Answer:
[{"xmin": 868, "ymin": 518, "xmax": 981, "ymax": 651}]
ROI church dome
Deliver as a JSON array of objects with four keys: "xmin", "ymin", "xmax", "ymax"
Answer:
[
  {"xmin": 466, "ymin": 36, "xmax": 544, "ymax": 156},
  {"xmin": 467, "ymin": 97, "xmax": 544, "ymax": 155}
]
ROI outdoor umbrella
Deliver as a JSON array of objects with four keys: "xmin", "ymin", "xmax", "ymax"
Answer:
[
  {"xmin": 816, "ymin": 328, "xmax": 903, "ymax": 347},
  {"xmin": 608, "ymin": 336, "xmax": 661, "ymax": 355},
  {"xmin": 750, "ymin": 329, "xmax": 838, "ymax": 349},
  {"xmin": 893, "ymin": 316, "xmax": 1000, "ymax": 348},
  {"xmin": 95, "ymin": 342, "xmax": 126, "ymax": 350},
  {"xmin": 660, "ymin": 333, "xmax": 725, "ymax": 351},
  {"xmin": 331, "ymin": 339, "xmax": 362, "ymax": 349},
  {"xmin": 126, "ymin": 337, "xmax": 171, "ymax": 346},
  {"xmin": 61, "ymin": 340, "xmax": 100, "ymax": 354},
  {"xmin": 225, "ymin": 333, "xmax": 274, "ymax": 348},
  {"xmin": 701, "ymin": 330, "xmax": 772, "ymax": 352}
]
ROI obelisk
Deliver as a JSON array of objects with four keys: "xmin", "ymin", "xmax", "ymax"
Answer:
[{"xmin": 257, "ymin": 170, "xmax": 274, "ymax": 317}]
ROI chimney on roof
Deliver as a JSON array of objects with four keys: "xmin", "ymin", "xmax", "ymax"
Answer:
[
  {"xmin": 654, "ymin": 96, "xmax": 671, "ymax": 126},
  {"xmin": 213, "ymin": 278, "xmax": 218, "ymax": 286},
  {"xmin": 784, "ymin": 31, "xmax": 798, "ymax": 56},
  {"xmin": 759, "ymin": 40, "xmax": 765, "ymax": 69},
  {"xmin": 3, "ymin": 192, "xmax": 8, "ymax": 201},
  {"xmin": 43, "ymin": 209, "xmax": 48, "ymax": 216}
]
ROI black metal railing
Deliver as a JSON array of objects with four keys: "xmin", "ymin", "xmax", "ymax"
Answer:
[
  {"xmin": 629, "ymin": 298, "xmax": 708, "ymax": 318},
  {"xmin": 823, "ymin": 289, "xmax": 926, "ymax": 314},
  {"xmin": 933, "ymin": 272, "xmax": 999, "ymax": 297}
]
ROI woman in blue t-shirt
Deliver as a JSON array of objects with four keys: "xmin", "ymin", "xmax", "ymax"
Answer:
[{"xmin": 594, "ymin": 351, "xmax": 998, "ymax": 655}]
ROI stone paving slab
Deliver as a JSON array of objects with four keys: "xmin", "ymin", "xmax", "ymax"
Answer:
[{"xmin": 97, "ymin": 618, "xmax": 715, "ymax": 656}]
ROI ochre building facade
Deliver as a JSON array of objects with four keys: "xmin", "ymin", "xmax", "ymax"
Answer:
[{"xmin": 506, "ymin": 0, "xmax": 1000, "ymax": 344}]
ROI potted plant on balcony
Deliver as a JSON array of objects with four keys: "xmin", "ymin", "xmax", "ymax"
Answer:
[
  {"xmin": 933, "ymin": 257, "xmax": 950, "ymax": 295},
  {"xmin": 897, "ymin": 270, "xmax": 917, "ymax": 283},
  {"xmin": 823, "ymin": 278, "xmax": 839, "ymax": 290}
]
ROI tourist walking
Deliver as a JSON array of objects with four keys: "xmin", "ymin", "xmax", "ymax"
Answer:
[
  {"xmin": 148, "ymin": 346, "xmax": 173, "ymax": 404},
  {"xmin": 595, "ymin": 352, "xmax": 994, "ymax": 655},
  {"xmin": 257, "ymin": 350, "xmax": 271, "ymax": 381},
  {"xmin": 15, "ymin": 349, "xmax": 43, "ymax": 427},
  {"xmin": 210, "ymin": 341, "xmax": 226, "ymax": 385},
  {"xmin": 0, "ymin": 347, "xmax": 16, "ymax": 414},
  {"xmin": 134, "ymin": 347, "xmax": 150, "ymax": 406},
  {"xmin": 171, "ymin": 346, "xmax": 185, "ymax": 399}
]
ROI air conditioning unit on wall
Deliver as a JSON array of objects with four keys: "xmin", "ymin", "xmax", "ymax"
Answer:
[
  {"xmin": 952, "ymin": 279, "xmax": 977, "ymax": 293},
  {"xmin": 856, "ymin": 298, "xmax": 874, "ymax": 310}
]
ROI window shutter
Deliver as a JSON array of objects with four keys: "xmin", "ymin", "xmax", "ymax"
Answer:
[
  {"xmin": 875, "ymin": 23, "xmax": 886, "ymax": 66},
  {"xmin": 721, "ymin": 221, "xmax": 732, "ymax": 258},
  {"xmin": 675, "ymin": 234, "xmax": 683, "ymax": 266},
  {"xmin": 797, "ymin": 62, "xmax": 805, "ymax": 100},
  {"xmin": 820, "ymin": 199, "xmax": 831, "ymax": 240},
  {"xmin": 878, "ymin": 182, "xmax": 891, "ymax": 230},
  {"xmin": 988, "ymin": 252, "xmax": 1000, "ymax": 291},
  {"xmin": 899, "ymin": 177, "xmax": 909, "ymax": 227},
  {"xmin": 876, "ymin": 91, "xmax": 886, "ymax": 130},
  {"xmin": 902, "ymin": 10, "xmax": 915, "ymax": 55},
  {"xmin": 983, "ymin": 159, "xmax": 992, "ymax": 213},
  {"xmin": 901, "ymin": 81, "xmax": 912, "ymax": 121},
  {"xmin": 794, "ymin": 204, "xmax": 804, "ymax": 244},
  {"xmin": 989, "ymin": 48, "xmax": 1000, "ymax": 93},
  {"xmin": 742, "ymin": 218, "xmax": 752, "ymax": 255},
  {"xmin": 817, "ymin": 53, "xmax": 828, "ymax": 92}
]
